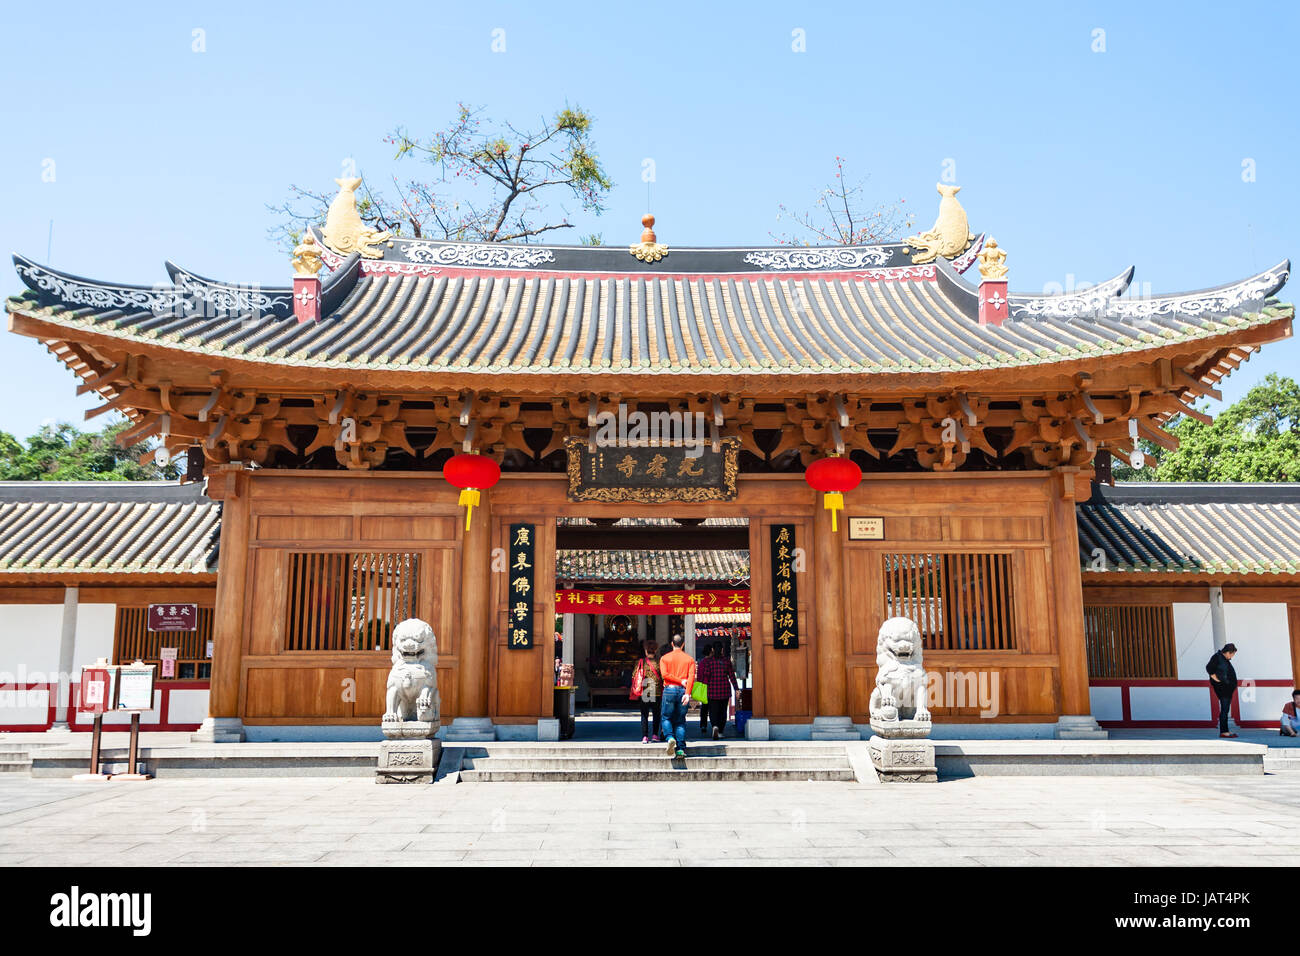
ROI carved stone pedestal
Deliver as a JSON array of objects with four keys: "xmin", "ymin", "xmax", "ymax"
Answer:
[
  {"xmin": 376, "ymin": 738, "xmax": 442, "ymax": 784},
  {"xmin": 868, "ymin": 735, "xmax": 937, "ymax": 783}
]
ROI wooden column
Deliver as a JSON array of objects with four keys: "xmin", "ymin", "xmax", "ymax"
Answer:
[
  {"xmin": 1288, "ymin": 604, "xmax": 1300, "ymax": 691},
  {"xmin": 813, "ymin": 496, "xmax": 847, "ymax": 716},
  {"xmin": 457, "ymin": 490, "xmax": 492, "ymax": 718},
  {"xmin": 209, "ymin": 468, "xmax": 249, "ymax": 719},
  {"xmin": 1049, "ymin": 473, "xmax": 1091, "ymax": 717}
]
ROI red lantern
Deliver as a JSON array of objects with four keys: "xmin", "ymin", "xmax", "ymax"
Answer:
[
  {"xmin": 804, "ymin": 456, "xmax": 862, "ymax": 532},
  {"xmin": 443, "ymin": 453, "xmax": 501, "ymax": 530}
]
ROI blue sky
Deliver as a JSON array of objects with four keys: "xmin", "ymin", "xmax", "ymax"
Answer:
[{"xmin": 1, "ymin": 1, "xmax": 1295, "ymax": 438}]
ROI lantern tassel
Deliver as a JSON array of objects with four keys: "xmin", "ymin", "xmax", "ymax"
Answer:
[
  {"xmin": 458, "ymin": 488, "xmax": 481, "ymax": 531},
  {"xmin": 823, "ymin": 491, "xmax": 844, "ymax": 532}
]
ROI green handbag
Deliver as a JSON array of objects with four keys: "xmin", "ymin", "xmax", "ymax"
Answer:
[{"xmin": 690, "ymin": 680, "xmax": 709, "ymax": 704}]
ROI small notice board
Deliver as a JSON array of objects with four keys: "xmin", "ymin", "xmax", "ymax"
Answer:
[{"xmin": 115, "ymin": 663, "xmax": 156, "ymax": 712}]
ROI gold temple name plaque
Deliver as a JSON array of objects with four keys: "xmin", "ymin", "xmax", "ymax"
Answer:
[
  {"xmin": 564, "ymin": 437, "xmax": 740, "ymax": 502},
  {"xmin": 848, "ymin": 517, "xmax": 885, "ymax": 540}
]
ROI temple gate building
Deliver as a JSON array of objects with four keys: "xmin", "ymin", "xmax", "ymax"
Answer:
[{"xmin": 3, "ymin": 182, "xmax": 1294, "ymax": 741}]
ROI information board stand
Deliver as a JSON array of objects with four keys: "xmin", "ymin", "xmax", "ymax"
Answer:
[
  {"xmin": 72, "ymin": 662, "xmax": 113, "ymax": 782},
  {"xmin": 112, "ymin": 661, "xmax": 156, "ymax": 781}
]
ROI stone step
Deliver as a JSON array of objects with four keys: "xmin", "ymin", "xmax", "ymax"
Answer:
[
  {"xmin": 464, "ymin": 745, "xmax": 849, "ymax": 759},
  {"xmin": 459, "ymin": 768, "xmax": 857, "ymax": 782},
  {"xmin": 463, "ymin": 756, "xmax": 850, "ymax": 772}
]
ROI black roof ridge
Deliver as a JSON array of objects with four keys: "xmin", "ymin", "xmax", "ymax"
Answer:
[
  {"xmin": 1097, "ymin": 482, "xmax": 1300, "ymax": 505},
  {"xmin": 0, "ymin": 481, "xmax": 212, "ymax": 504}
]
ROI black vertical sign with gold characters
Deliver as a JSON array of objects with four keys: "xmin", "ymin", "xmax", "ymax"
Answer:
[
  {"xmin": 770, "ymin": 524, "xmax": 799, "ymax": 649},
  {"xmin": 508, "ymin": 523, "xmax": 535, "ymax": 649}
]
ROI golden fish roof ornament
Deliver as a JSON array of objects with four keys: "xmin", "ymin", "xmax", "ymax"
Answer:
[
  {"xmin": 904, "ymin": 184, "xmax": 975, "ymax": 264},
  {"xmin": 321, "ymin": 176, "xmax": 392, "ymax": 259}
]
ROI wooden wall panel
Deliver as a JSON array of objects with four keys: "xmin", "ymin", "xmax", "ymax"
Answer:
[
  {"xmin": 877, "ymin": 516, "xmax": 942, "ymax": 541},
  {"xmin": 360, "ymin": 516, "xmax": 456, "ymax": 542},
  {"xmin": 948, "ymin": 516, "xmax": 1043, "ymax": 541},
  {"xmin": 247, "ymin": 550, "xmax": 287, "ymax": 656},
  {"xmin": 353, "ymin": 667, "xmax": 389, "ymax": 719},
  {"xmin": 1018, "ymin": 550, "xmax": 1055, "ymax": 656},
  {"xmin": 245, "ymin": 667, "xmax": 352, "ymax": 718},
  {"xmin": 845, "ymin": 548, "xmax": 883, "ymax": 657},
  {"xmin": 257, "ymin": 515, "xmax": 352, "ymax": 542}
]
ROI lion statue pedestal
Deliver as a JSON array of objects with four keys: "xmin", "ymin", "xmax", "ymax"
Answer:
[
  {"xmin": 867, "ymin": 617, "xmax": 937, "ymax": 783},
  {"xmin": 376, "ymin": 618, "xmax": 443, "ymax": 784}
]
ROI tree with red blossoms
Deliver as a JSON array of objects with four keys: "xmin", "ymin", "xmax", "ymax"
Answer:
[{"xmin": 771, "ymin": 157, "xmax": 913, "ymax": 246}]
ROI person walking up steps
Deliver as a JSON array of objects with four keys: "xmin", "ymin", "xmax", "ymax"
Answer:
[
  {"xmin": 659, "ymin": 634, "xmax": 696, "ymax": 759},
  {"xmin": 630, "ymin": 639, "xmax": 662, "ymax": 744},
  {"xmin": 697, "ymin": 642, "xmax": 740, "ymax": 739}
]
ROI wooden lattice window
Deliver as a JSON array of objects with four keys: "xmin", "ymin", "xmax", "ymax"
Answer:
[
  {"xmin": 881, "ymin": 552, "xmax": 1017, "ymax": 651},
  {"xmin": 285, "ymin": 551, "xmax": 420, "ymax": 652},
  {"xmin": 113, "ymin": 607, "xmax": 213, "ymax": 680},
  {"xmin": 1084, "ymin": 604, "xmax": 1176, "ymax": 679}
]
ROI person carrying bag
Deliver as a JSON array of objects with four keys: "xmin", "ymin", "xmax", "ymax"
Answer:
[{"xmin": 630, "ymin": 640, "xmax": 663, "ymax": 744}]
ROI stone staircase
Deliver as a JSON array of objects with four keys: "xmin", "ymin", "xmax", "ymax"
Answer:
[
  {"xmin": 457, "ymin": 742, "xmax": 857, "ymax": 782},
  {"xmin": 0, "ymin": 745, "xmax": 36, "ymax": 774}
]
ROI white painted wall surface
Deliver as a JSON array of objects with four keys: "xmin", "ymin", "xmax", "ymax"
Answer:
[
  {"xmin": 1223, "ymin": 603, "xmax": 1291, "ymax": 678},
  {"xmin": 1130, "ymin": 685, "xmax": 1211, "ymax": 721},
  {"xmin": 71, "ymin": 604, "xmax": 117, "ymax": 675},
  {"xmin": 167, "ymin": 689, "xmax": 210, "ymax": 724},
  {"xmin": 0, "ymin": 687, "xmax": 50, "ymax": 725},
  {"xmin": 1238, "ymin": 682, "xmax": 1295, "ymax": 723},
  {"xmin": 1088, "ymin": 685, "xmax": 1123, "ymax": 722},
  {"xmin": 0, "ymin": 604, "xmax": 64, "ymax": 677},
  {"xmin": 1173, "ymin": 602, "xmax": 1214, "ymax": 680}
]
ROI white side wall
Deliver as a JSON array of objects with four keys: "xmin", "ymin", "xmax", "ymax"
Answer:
[
  {"xmin": 0, "ymin": 604, "xmax": 65, "ymax": 679},
  {"xmin": 1172, "ymin": 603, "xmax": 1215, "ymax": 680},
  {"xmin": 71, "ymin": 603, "xmax": 117, "ymax": 677},
  {"xmin": 1223, "ymin": 603, "xmax": 1292, "ymax": 678}
]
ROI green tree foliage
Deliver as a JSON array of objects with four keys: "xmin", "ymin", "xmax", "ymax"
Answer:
[
  {"xmin": 0, "ymin": 419, "xmax": 179, "ymax": 481},
  {"xmin": 272, "ymin": 103, "xmax": 613, "ymax": 248},
  {"xmin": 1112, "ymin": 373, "xmax": 1300, "ymax": 482}
]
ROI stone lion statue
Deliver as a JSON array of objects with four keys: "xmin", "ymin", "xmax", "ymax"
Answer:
[
  {"xmin": 869, "ymin": 617, "xmax": 931, "ymax": 731},
  {"xmin": 382, "ymin": 618, "xmax": 440, "ymax": 729}
]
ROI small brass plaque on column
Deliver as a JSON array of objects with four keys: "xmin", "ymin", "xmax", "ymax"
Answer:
[{"xmin": 847, "ymin": 517, "xmax": 884, "ymax": 540}]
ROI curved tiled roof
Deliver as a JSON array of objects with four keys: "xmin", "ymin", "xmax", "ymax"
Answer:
[
  {"xmin": 1078, "ymin": 483, "xmax": 1300, "ymax": 575},
  {"xmin": 556, "ymin": 549, "xmax": 749, "ymax": 583},
  {"xmin": 0, "ymin": 481, "xmax": 219, "ymax": 574},
  {"xmin": 8, "ymin": 247, "xmax": 1290, "ymax": 381}
]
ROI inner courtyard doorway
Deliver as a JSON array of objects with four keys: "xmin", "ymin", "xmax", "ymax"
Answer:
[{"xmin": 553, "ymin": 516, "xmax": 753, "ymax": 741}]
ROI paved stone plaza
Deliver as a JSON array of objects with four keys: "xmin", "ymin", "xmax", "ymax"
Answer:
[{"xmin": 1, "ymin": 773, "xmax": 1298, "ymax": 866}]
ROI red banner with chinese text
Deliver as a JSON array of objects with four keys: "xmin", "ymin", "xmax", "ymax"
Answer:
[{"xmin": 555, "ymin": 589, "xmax": 749, "ymax": 615}]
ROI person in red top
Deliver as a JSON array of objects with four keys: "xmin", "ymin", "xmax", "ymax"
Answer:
[
  {"xmin": 658, "ymin": 634, "xmax": 696, "ymax": 759},
  {"xmin": 1282, "ymin": 689, "xmax": 1300, "ymax": 737}
]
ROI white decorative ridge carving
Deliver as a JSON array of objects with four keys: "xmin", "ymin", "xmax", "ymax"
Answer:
[
  {"xmin": 1013, "ymin": 264, "xmax": 1288, "ymax": 320},
  {"xmin": 853, "ymin": 265, "xmax": 936, "ymax": 282},
  {"xmin": 743, "ymin": 247, "xmax": 893, "ymax": 271},
  {"xmin": 15, "ymin": 257, "xmax": 291, "ymax": 318},
  {"xmin": 950, "ymin": 234, "xmax": 985, "ymax": 274},
  {"xmin": 403, "ymin": 242, "xmax": 557, "ymax": 268}
]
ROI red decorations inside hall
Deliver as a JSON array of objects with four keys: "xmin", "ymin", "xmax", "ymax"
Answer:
[
  {"xmin": 804, "ymin": 455, "xmax": 862, "ymax": 532},
  {"xmin": 443, "ymin": 453, "xmax": 501, "ymax": 530}
]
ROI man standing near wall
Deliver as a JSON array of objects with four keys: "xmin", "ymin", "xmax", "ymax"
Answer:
[{"xmin": 1207, "ymin": 643, "xmax": 1239, "ymax": 739}]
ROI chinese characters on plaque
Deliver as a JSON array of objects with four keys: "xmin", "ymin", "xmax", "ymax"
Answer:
[
  {"xmin": 555, "ymin": 588, "xmax": 749, "ymax": 615},
  {"xmin": 564, "ymin": 437, "xmax": 740, "ymax": 502},
  {"xmin": 508, "ymin": 523, "xmax": 535, "ymax": 649},
  {"xmin": 147, "ymin": 603, "xmax": 198, "ymax": 631},
  {"xmin": 770, "ymin": 524, "xmax": 799, "ymax": 649}
]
